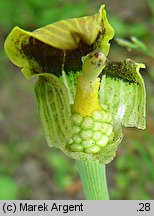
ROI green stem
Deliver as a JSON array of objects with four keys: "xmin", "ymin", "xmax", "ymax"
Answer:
[{"xmin": 76, "ymin": 160, "xmax": 109, "ymax": 200}]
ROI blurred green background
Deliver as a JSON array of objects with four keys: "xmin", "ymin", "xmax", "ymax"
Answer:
[{"xmin": 0, "ymin": 0, "xmax": 154, "ymax": 199}]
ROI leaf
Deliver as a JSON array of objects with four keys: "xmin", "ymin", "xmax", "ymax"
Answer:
[
  {"xmin": 99, "ymin": 59, "xmax": 146, "ymax": 129},
  {"xmin": 35, "ymin": 73, "xmax": 73, "ymax": 149},
  {"xmin": 116, "ymin": 37, "xmax": 138, "ymax": 50},
  {"xmin": 131, "ymin": 36, "xmax": 148, "ymax": 53},
  {"xmin": 4, "ymin": 5, "xmax": 114, "ymax": 79},
  {"xmin": 116, "ymin": 37, "xmax": 149, "ymax": 54}
]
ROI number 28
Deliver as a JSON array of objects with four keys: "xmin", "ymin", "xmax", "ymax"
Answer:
[{"xmin": 138, "ymin": 203, "xmax": 150, "ymax": 211}]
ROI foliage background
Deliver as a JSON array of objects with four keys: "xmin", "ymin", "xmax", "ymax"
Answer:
[{"xmin": 0, "ymin": 0, "xmax": 154, "ymax": 199}]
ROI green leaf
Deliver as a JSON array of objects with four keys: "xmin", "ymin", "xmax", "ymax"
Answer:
[
  {"xmin": 116, "ymin": 37, "xmax": 138, "ymax": 50},
  {"xmin": 35, "ymin": 73, "xmax": 73, "ymax": 149},
  {"xmin": 131, "ymin": 36, "xmax": 148, "ymax": 53},
  {"xmin": 99, "ymin": 59, "xmax": 146, "ymax": 129},
  {"xmin": 116, "ymin": 37, "xmax": 149, "ymax": 53}
]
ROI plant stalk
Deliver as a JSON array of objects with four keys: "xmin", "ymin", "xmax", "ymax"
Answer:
[{"xmin": 76, "ymin": 160, "xmax": 109, "ymax": 200}]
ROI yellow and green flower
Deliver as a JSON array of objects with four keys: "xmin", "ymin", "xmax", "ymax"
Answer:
[{"xmin": 4, "ymin": 5, "xmax": 146, "ymax": 165}]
